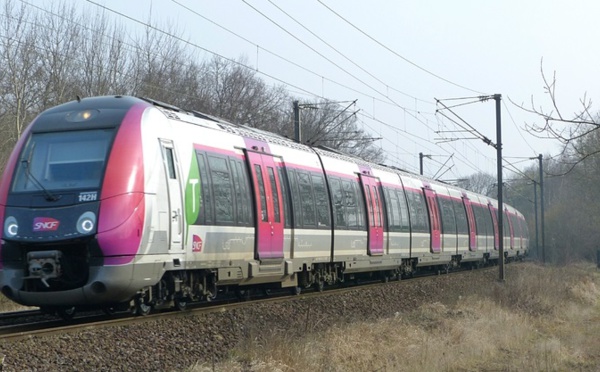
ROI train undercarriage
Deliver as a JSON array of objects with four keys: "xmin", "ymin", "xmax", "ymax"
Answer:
[{"xmin": 37, "ymin": 250, "xmax": 525, "ymax": 320}]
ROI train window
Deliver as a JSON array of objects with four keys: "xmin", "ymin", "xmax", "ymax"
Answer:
[
  {"xmin": 439, "ymin": 197, "xmax": 457, "ymax": 235},
  {"xmin": 425, "ymin": 192, "xmax": 441, "ymax": 232},
  {"xmin": 353, "ymin": 181, "xmax": 367, "ymax": 230},
  {"xmin": 341, "ymin": 180, "xmax": 358, "ymax": 229},
  {"xmin": 373, "ymin": 186, "xmax": 383, "ymax": 227},
  {"xmin": 287, "ymin": 169, "xmax": 303, "ymax": 227},
  {"xmin": 473, "ymin": 205, "xmax": 490, "ymax": 236},
  {"xmin": 196, "ymin": 152, "xmax": 213, "ymax": 224},
  {"xmin": 230, "ymin": 159, "xmax": 253, "ymax": 226},
  {"xmin": 503, "ymin": 211, "xmax": 511, "ymax": 237},
  {"xmin": 267, "ymin": 167, "xmax": 281, "ymax": 223},
  {"xmin": 406, "ymin": 189, "xmax": 429, "ymax": 233},
  {"xmin": 297, "ymin": 171, "xmax": 316, "ymax": 227},
  {"xmin": 384, "ymin": 188, "xmax": 398, "ymax": 231},
  {"xmin": 365, "ymin": 185, "xmax": 375, "ymax": 227},
  {"xmin": 254, "ymin": 164, "xmax": 268, "ymax": 222},
  {"xmin": 12, "ymin": 129, "xmax": 113, "ymax": 192},
  {"xmin": 385, "ymin": 188, "xmax": 409, "ymax": 233},
  {"xmin": 330, "ymin": 178, "xmax": 346, "ymax": 228},
  {"xmin": 208, "ymin": 155, "xmax": 234, "ymax": 224},
  {"xmin": 311, "ymin": 173, "xmax": 330, "ymax": 228},
  {"xmin": 397, "ymin": 189, "xmax": 410, "ymax": 232},
  {"xmin": 164, "ymin": 148, "xmax": 177, "ymax": 179},
  {"xmin": 277, "ymin": 168, "xmax": 292, "ymax": 228},
  {"xmin": 453, "ymin": 199, "xmax": 468, "ymax": 234},
  {"xmin": 510, "ymin": 213, "xmax": 522, "ymax": 238}
]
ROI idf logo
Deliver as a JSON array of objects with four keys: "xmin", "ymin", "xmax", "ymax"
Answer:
[
  {"xmin": 192, "ymin": 234, "xmax": 203, "ymax": 252},
  {"xmin": 33, "ymin": 217, "xmax": 60, "ymax": 232}
]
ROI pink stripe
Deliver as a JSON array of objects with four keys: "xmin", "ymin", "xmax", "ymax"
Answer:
[{"xmin": 97, "ymin": 103, "xmax": 148, "ymax": 264}]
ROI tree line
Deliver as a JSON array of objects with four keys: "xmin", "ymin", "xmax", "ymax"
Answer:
[{"xmin": 0, "ymin": 0, "xmax": 383, "ymax": 172}]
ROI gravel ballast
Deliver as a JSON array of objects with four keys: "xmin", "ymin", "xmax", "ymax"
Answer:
[{"xmin": 0, "ymin": 267, "xmax": 500, "ymax": 371}]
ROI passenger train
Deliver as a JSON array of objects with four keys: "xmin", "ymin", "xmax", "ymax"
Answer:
[{"xmin": 0, "ymin": 96, "xmax": 528, "ymax": 316}]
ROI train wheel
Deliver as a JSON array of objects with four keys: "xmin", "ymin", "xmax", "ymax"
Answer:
[
  {"xmin": 57, "ymin": 307, "xmax": 76, "ymax": 320},
  {"xmin": 135, "ymin": 298, "xmax": 152, "ymax": 316},
  {"xmin": 235, "ymin": 288, "xmax": 250, "ymax": 301},
  {"xmin": 291, "ymin": 286, "xmax": 301, "ymax": 296},
  {"xmin": 103, "ymin": 306, "xmax": 117, "ymax": 316},
  {"xmin": 315, "ymin": 280, "xmax": 324, "ymax": 292},
  {"xmin": 174, "ymin": 297, "xmax": 187, "ymax": 311}
]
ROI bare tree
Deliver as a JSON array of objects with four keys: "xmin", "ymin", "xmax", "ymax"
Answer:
[
  {"xmin": 0, "ymin": 1, "xmax": 384, "ymax": 170},
  {"xmin": 200, "ymin": 56, "xmax": 289, "ymax": 133},
  {"xmin": 76, "ymin": 11, "xmax": 131, "ymax": 97},
  {"xmin": 514, "ymin": 60, "xmax": 600, "ymax": 175},
  {"xmin": 0, "ymin": 0, "xmax": 44, "ymax": 171},
  {"xmin": 295, "ymin": 99, "xmax": 385, "ymax": 163},
  {"xmin": 455, "ymin": 172, "xmax": 496, "ymax": 196},
  {"xmin": 36, "ymin": 2, "xmax": 83, "ymax": 107}
]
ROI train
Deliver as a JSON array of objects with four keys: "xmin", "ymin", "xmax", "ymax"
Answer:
[{"xmin": 0, "ymin": 95, "xmax": 528, "ymax": 317}]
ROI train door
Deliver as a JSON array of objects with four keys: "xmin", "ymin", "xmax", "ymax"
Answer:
[
  {"xmin": 160, "ymin": 140, "xmax": 184, "ymax": 250},
  {"xmin": 488, "ymin": 204, "xmax": 499, "ymax": 250},
  {"xmin": 462, "ymin": 196, "xmax": 477, "ymax": 251},
  {"xmin": 246, "ymin": 150, "xmax": 284, "ymax": 260},
  {"xmin": 359, "ymin": 174, "xmax": 383, "ymax": 255},
  {"xmin": 423, "ymin": 187, "xmax": 441, "ymax": 253}
]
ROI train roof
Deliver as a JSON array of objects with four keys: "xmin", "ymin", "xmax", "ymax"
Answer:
[
  {"xmin": 141, "ymin": 96, "xmax": 504, "ymax": 204},
  {"xmin": 51, "ymin": 96, "xmax": 510, "ymax": 212}
]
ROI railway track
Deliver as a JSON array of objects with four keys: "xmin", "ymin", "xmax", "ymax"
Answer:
[{"xmin": 0, "ymin": 264, "xmax": 500, "ymax": 342}]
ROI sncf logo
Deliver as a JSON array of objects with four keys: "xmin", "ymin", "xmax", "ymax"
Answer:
[{"xmin": 33, "ymin": 217, "xmax": 60, "ymax": 232}]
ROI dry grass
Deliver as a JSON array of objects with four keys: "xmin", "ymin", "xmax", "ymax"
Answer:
[
  {"xmin": 188, "ymin": 262, "xmax": 600, "ymax": 372},
  {"xmin": 0, "ymin": 262, "xmax": 595, "ymax": 370}
]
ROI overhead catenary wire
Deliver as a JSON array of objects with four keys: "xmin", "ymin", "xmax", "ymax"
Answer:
[
  {"xmin": 112, "ymin": 0, "xmax": 498, "ymax": 176},
  {"xmin": 12, "ymin": 0, "xmax": 508, "ymax": 178},
  {"xmin": 169, "ymin": 0, "xmax": 428, "ymax": 114},
  {"xmin": 316, "ymin": 0, "xmax": 486, "ymax": 95},
  {"xmin": 239, "ymin": 0, "xmax": 431, "ymax": 120},
  {"xmin": 235, "ymin": 0, "xmax": 481, "ymax": 176},
  {"xmin": 264, "ymin": 0, "xmax": 430, "ymax": 105},
  {"xmin": 503, "ymin": 99, "xmax": 538, "ymax": 154},
  {"xmin": 84, "ymin": 0, "xmax": 320, "ymax": 99},
  {"xmin": 435, "ymin": 97, "xmax": 496, "ymax": 147},
  {"xmin": 172, "ymin": 0, "xmax": 492, "ymax": 173}
]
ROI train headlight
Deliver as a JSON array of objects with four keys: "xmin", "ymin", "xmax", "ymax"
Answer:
[
  {"xmin": 65, "ymin": 109, "xmax": 99, "ymax": 122},
  {"xmin": 4, "ymin": 216, "xmax": 18, "ymax": 238},
  {"xmin": 76, "ymin": 212, "xmax": 96, "ymax": 234}
]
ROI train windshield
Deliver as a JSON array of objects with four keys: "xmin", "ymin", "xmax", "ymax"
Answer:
[{"xmin": 12, "ymin": 129, "xmax": 114, "ymax": 192}]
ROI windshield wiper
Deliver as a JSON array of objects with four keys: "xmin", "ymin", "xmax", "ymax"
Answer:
[{"xmin": 21, "ymin": 159, "xmax": 61, "ymax": 202}]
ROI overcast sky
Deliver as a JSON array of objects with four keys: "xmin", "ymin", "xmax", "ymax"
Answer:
[{"xmin": 69, "ymin": 1, "xmax": 600, "ymax": 180}]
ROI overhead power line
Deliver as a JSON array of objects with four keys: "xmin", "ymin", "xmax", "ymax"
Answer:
[
  {"xmin": 264, "ymin": 0, "xmax": 430, "ymax": 105},
  {"xmin": 317, "ymin": 0, "xmax": 485, "ymax": 95},
  {"xmin": 77, "ymin": 0, "xmax": 495, "ymax": 176},
  {"xmin": 240, "ymin": 0, "xmax": 424, "ymax": 117},
  {"xmin": 167, "ymin": 1, "xmax": 495, "ymax": 176},
  {"xmin": 171, "ymin": 0, "xmax": 432, "ymax": 114}
]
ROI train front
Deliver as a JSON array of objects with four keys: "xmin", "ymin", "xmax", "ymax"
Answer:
[{"xmin": 0, "ymin": 96, "xmax": 149, "ymax": 310}]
